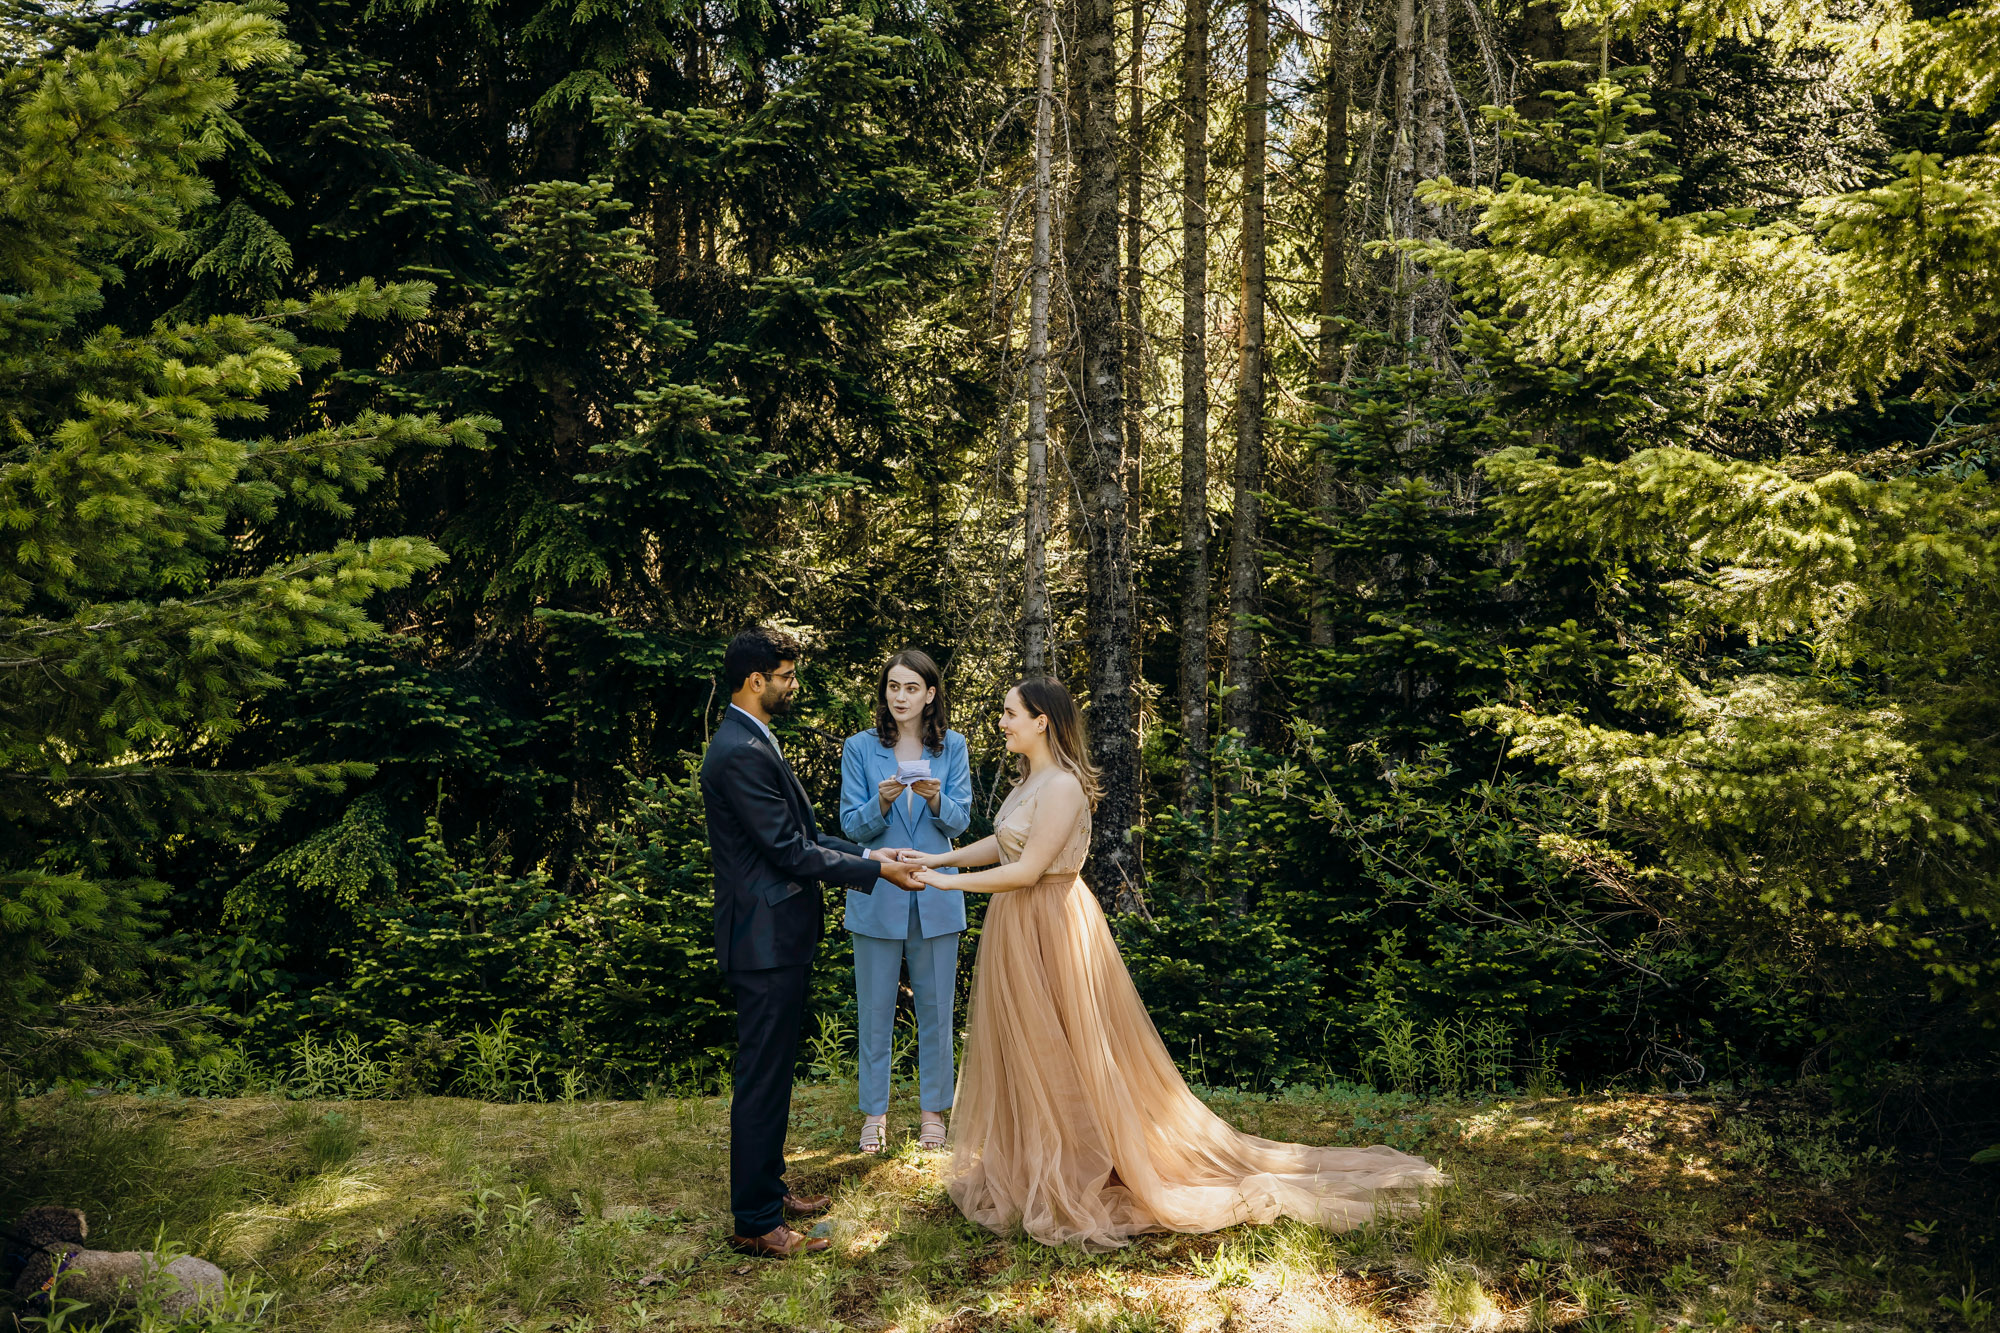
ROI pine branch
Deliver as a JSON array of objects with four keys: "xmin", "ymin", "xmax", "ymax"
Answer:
[
  {"xmin": 1808, "ymin": 420, "xmax": 2000, "ymax": 479},
  {"xmin": 0, "ymin": 761, "xmax": 366, "ymax": 784}
]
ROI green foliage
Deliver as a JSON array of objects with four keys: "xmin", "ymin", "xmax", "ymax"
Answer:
[
  {"xmin": 92, "ymin": 0, "xmax": 1010, "ymax": 1094},
  {"xmin": 1149, "ymin": 728, "xmax": 1811, "ymax": 1090},
  {"xmin": 129, "ymin": 0, "xmax": 1007, "ymax": 909},
  {"xmin": 193, "ymin": 767, "xmax": 729, "ymax": 1092},
  {"xmin": 1484, "ymin": 63, "xmax": 1681, "ymax": 197},
  {"xmin": 1115, "ymin": 887, "xmax": 1328, "ymax": 1087},
  {"xmin": 334, "ymin": 814, "xmax": 570, "ymax": 1041},
  {"xmin": 559, "ymin": 768, "xmax": 734, "ymax": 1089},
  {"xmin": 0, "ymin": 4, "xmax": 486, "ymax": 1080},
  {"xmin": 1477, "ymin": 444, "xmax": 2000, "ymax": 931},
  {"xmin": 1399, "ymin": 0, "xmax": 2000, "ymax": 1104},
  {"xmin": 9, "ymin": 0, "xmax": 1986, "ymax": 1139},
  {"xmin": 0, "ymin": 2, "xmax": 289, "ymax": 296},
  {"xmin": 1234, "ymin": 317, "xmax": 1808, "ymax": 1091},
  {"xmin": 1414, "ymin": 4, "xmax": 2000, "ymax": 412}
]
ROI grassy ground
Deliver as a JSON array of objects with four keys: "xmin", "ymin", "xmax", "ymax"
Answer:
[{"xmin": 2, "ymin": 1080, "xmax": 1993, "ymax": 1332}]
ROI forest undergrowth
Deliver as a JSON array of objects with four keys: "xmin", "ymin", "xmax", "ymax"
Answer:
[{"xmin": 2, "ymin": 1078, "xmax": 1993, "ymax": 1333}]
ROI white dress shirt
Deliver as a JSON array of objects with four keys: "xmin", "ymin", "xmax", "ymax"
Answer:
[{"xmin": 729, "ymin": 702, "xmax": 781, "ymax": 756}]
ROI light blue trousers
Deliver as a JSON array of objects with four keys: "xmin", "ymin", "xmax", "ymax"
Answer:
[{"xmin": 851, "ymin": 896, "xmax": 959, "ymax": 1116}]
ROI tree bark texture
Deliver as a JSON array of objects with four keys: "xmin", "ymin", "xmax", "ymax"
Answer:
[
  {"xmin": 1412, "ymin": 0, "xmax": 1453, "ymax": 351},
  {"xmin": 1065, "ymin": 0, "xmax": 1144, "ymax": 915},
  {"xmin": 1390, "ymin": 0, "xmax": 1417, "ymax": 343},
  {"xmin": 1224, "ymin": 0, "xmax": 1267, "ymax": 748},
  {"xmin": 1178, "ymin": 0, "xmax": 1210, "ymax": 815},
  {"xmin": 1418, "ymin": 0, "xmax": 1451, "ymax": 194},
  {"xmin": 1312, "ymin": 0, "xmax": 1351, "ymax": 654},
  {"xmin": 1124, "ymin": 0, "xmax": 1148, "ymax": 688},
  {"xmin": 1022, "ymin": 0, "xmax": 1056, "ymax": 678}
]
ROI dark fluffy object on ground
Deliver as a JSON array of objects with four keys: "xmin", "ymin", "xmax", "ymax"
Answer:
[
  {"xmin": 4, "ymin": 1207, "xmax": 86, "ymax": 1298},
  {"xmin": 6, "ymin": 1208, "xmax": 223, "ymax": 1322}
]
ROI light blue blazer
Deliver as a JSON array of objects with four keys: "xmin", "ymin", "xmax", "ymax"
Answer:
[{"xmin": 839, "ymin": 728, "xmax": 970, "ymax": 939}]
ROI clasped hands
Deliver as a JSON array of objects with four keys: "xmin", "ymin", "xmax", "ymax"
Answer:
[{"xmin": 866, "ymin": 846, "xmax": 949, "ymax": 891}]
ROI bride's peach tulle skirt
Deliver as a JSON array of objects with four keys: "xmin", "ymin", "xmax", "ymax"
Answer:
[{"xmin": 944, "ymin": 873, "xmax": 1443, "ymax": 1249}]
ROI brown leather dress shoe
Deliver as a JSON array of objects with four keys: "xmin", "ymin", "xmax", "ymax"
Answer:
[
  {"xmin": 727, "ymin": 1224, "xmax": 827, "ymax": 1258},
  {"xmin": 783, "ymin": 1193, "xmax": 832, "ymax": 1218}
]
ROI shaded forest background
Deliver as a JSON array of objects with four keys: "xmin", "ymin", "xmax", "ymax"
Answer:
[{"xmin": 3, "ymin": 0, "xmax": 1997, "ymax": 1156}]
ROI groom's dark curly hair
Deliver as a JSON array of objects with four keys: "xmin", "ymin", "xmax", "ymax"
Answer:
[{"xmin": 723, "ymin": 626, "xmax": 802, "ymax": 693}]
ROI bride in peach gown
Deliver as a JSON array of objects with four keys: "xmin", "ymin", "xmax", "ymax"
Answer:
[{"xmin": 904, "ymin": 678, "xmax": 1442, "ymax": 1249}]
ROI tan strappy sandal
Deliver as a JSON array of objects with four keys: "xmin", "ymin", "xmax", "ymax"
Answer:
[
  {"xmin": 859, "ymin": 1114, "xmax": 887, "ymax": 1155},
  {"xmin": 918, "ymin": 1112, "xmax": 947, "ymax": 1150}
]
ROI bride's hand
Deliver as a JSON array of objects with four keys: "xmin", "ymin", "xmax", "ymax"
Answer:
[
  {"xmin": 895, "ymin": 848, "xmax": 937, "ymax": 866},
  {"xmin": 910, "ymin": 867, "xmax": 944, "ymax": 888}
]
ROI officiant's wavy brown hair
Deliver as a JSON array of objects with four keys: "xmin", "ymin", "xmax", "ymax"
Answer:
[{"xmin": 874, "ymin": 649, "xmax": 949, "ymax": 755}]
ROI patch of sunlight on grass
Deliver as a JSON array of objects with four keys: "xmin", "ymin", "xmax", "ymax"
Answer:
[
  {"xmin": 1188, "ymin": 1235, "xmax": 1255, "ymax": 1289},
  {"xmin": 1063, "ymin": 1293, "xmax": 1180, "ymax": 1330},
  {"xmin": 218, "ymin": 1171, "xmax": 385, "ymax": 1259},
  {"xmin": 1426, "ymin": 1261, "xmax": 1506, "ymax": 1331},
  {"xmin": 1267, "ymin": 1218, "xmax": 1342, "ymax": 1281},
  {"xmin": 880, "ymin": 1279, "xmax": 955, "ymax": 1331},
  {"xmin": 1290, "ymin": 1299, "xmax": 1393, "ymax": 1333},
  {"xmin": 829, "ymin": 1174, "xmax": 906, "ymax": 1260},
  {"xmin": 755, "ymin": 1250, "xmax": 844, "ymax": 1328},
  {"xmin": 862, "ymin": 1150, "xmax": 953, "ymax": 1211},
  {"xmin": 843, "ymin": 1222, "xmax": 895, "ymax": 1258}
]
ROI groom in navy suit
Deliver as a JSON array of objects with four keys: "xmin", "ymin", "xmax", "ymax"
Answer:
[{"xmin": 700, "ymin": 626, "xmax": 924, "ymax": 1257}]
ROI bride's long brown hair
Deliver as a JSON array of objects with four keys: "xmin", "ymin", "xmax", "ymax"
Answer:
[{"xmin": 1012, "ymin": 677, "xmax": 1101, "ymax": 809}]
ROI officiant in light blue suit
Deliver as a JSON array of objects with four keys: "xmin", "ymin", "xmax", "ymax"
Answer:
[{"xmin": 839, "ymin": 649, "xmax": 970, "ymax": 1154}]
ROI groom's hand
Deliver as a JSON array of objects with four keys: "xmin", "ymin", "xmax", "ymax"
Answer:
[{"xmin": 876, "ymin": 858, "xmax": 926, "ymax": 891}]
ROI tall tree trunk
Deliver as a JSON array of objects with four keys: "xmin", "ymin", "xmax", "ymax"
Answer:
[
  {"xmin": 1224, "ymin": 0, "xmax": 1267, "ymax": 752},
  {"xmin": 1311, "ymin": 0, "xmax": 1351, "ymax": 656},
  {"xmin": 683, "ymin": 42, "xmax": 704, "ymax": 264},
  {"xmin": 1417, "ymin": 0, "xmax": 1449, "ymax": 196},
  {"xmin": 1178, "ymin": 0, "xmax": 1210, "ymax": 815},
  {"xmin": 1412, "ymin": 0, "xmax": 1451, "ymax": 352},
  {"xmin": 1390, "ymin": 0, "xmax": 1417, "ymax": 344},
  {"xmin": 1066, "ymin": 0, "xmax": 1145, "ymax": 915},
  {"xmin": 1022, "ymin": 0, "xmax": 1056, "ymax": 677},
  {"xmin": 1124, "ymin": 0, "xmax": 1148, "ymax": 694}
]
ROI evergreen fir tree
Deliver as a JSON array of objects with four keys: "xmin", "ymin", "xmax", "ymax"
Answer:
[
  {"xmin": 0, "ymin": 3, "xmax": 487, "ymax": 1078},
  {"xmin": 1411, "ymin": 0, "xmax": 2000, "ymax": 1095}
]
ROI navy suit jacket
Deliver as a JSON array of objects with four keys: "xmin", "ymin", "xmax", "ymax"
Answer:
[{"xmin": 699, "ymin": 708, "xmax": 882, "ymax": 972}]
